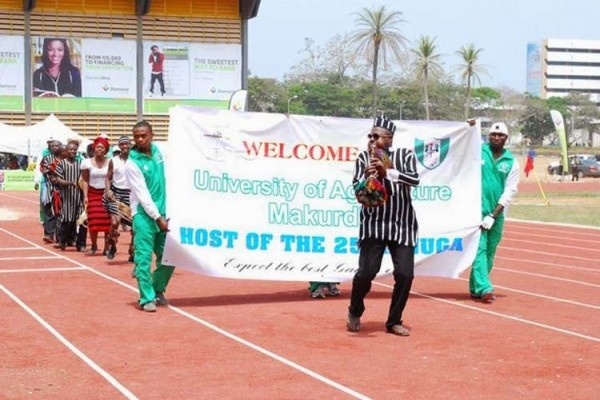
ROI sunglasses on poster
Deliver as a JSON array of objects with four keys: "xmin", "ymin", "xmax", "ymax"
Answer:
[{"xmin": 368, "ymin": 133, "xmax": 393, "ymax": 140}]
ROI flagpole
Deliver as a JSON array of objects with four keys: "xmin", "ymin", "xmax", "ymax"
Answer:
[{"xmin": 532, "ymin": 168, "xmax": 550, "ymax": 207}]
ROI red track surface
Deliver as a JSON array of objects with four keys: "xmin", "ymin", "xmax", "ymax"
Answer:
[{"xmin": 1, "ymin": 190, "xmax": 599, "ymax": 399}]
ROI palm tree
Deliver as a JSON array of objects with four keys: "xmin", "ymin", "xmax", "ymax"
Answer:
[
  {"xmin": 412, "ymin": 35, "xmax": 444, "ymax": 120},
  {"xmin": 349, "ymin": 6, "xmax": 408, "ymax": 116},
  {"xmin": 456, "ymin": 43, "xmax": 488, "ymax": 119}
]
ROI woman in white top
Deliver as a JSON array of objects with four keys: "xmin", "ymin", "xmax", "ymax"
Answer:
[
  {"xmin": 81, "ymin": 136, "xmax": 111, "ymax": 255},
  {"xmin": 103, "ymin": 136, "xmax": 133, "ymax": 260}
]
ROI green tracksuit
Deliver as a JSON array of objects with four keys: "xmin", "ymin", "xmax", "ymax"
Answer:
[
  {"xmin": 469, "ymin": 144, "xmax": 514, "ymax": 297},
  {"xmin": 128, "ymin": 143, "xmax": 174, "ymax": 305}
]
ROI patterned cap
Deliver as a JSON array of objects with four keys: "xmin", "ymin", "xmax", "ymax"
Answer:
[
  {"xmin": 373, "ymin": 116, "xmax": 396, "ymax": 135},
  {"xmin": 117, "ymin": 136, "xmax": 131, "ymax": 145}
]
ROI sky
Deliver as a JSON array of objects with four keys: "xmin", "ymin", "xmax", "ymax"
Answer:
[{"xmin": 248, "ymin": 0, "xmax": 599, "ymax": 92}]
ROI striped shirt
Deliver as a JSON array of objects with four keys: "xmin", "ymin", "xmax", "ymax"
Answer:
[
  {"xmin": 55, "ymin": 158, "xmax": 83, "ymax": 222},
  {"xmin": 352, "ymin": 147, "xmax": 420, "ymax": 247},
  {"xmin": 40, "ymin": 153, "xmax": 59, "ymax": 205}
]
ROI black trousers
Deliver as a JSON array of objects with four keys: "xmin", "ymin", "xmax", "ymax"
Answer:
[
  {"xmin": 57, "ymin": 220, "xmax": 77, "ymax": 246},
  {"xmin": 349, "ymin": 238, "xmax": 414, "ymax": 329},
  {"xmin": 42, "ymin": 203, "xmax": 56, "ymax": 239},
  {"xmin": 150, "ymin": 73, "xmax": 165, "ymax": 95}
]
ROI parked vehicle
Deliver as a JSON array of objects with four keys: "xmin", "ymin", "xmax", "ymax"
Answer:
[
  {"xmin": 547, "ymin": 155, "xmax": 600, "ymax": 178},
  {"xmin": 575, "ymin": 159, "xmax": 600, "ymax": 178}
]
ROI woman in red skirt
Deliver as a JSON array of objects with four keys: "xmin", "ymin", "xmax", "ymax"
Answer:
[{"xmin": 81, "ymin": 136, "xmax": 112, "ymax": 255}]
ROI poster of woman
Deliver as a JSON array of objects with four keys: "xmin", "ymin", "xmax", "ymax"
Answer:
[{"xmin": 32, "ymin": 37, "xmax": 82, "ymax": 98}]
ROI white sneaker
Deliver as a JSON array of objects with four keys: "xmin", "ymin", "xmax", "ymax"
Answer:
[{"xmin": 142, "ymin": 302, "xmax": 157, "ymax": 312}]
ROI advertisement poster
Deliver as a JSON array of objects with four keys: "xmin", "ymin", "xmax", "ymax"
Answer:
[
  {"xmin": 0, "ymin": 170, "xmax": 34, "ymax": 191},
  {"xmin": 0, "ymin": 35, "xmax": 25, "ymax": 112},
  {"xmin": 526, "ymin": 42, "xmax": 542, "ymax": 97},
  {"xmin": 143, "ymin": 41, "xmax": 242, "ymax": 114},
  {"xmin": 162, "ymin": 107, "xmax": 482, "ymax": 282},
  {"xmin": 31, "ymin": 36, "xmax": 136, "ymax": 113}
]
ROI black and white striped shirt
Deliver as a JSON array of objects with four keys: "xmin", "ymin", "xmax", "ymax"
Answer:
[
  {"xmin": 55, "ymin": 158, "xmax": 83, "ymax": 222},
  {"xmin": 353, "ymin": 147, "xmax": 420, "ymax": 247}
]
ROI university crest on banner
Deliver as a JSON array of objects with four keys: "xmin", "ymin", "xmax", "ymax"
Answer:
[{"xmin": 415, "ymin": 138, "xmax": 450, "ymax": 170}]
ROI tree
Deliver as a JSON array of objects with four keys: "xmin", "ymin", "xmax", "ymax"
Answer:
[
  {"xmin": 518, "ymin": 96, "xmax": 555, "ymax": 145},
  {"xmin": 247, "ymin": 77, "xmax": 286, "ymax": 113},
  {"xmin": 286, "ymin": 34, "xmax": 359, "ymax": 85},
  {"xmin": 349, "ymin": 5, "xmax": 408, "ymax": 116},
  {"xmin": 562, "ymin": 92, "xmax": 600, "ymax": 143},
  {"xmin": 411, "ymin": 35, "xmax": 444, "ymax": 120},
  {"xmin": 456, "ymin": 43, "xmax": 488, "ymax": 119}
]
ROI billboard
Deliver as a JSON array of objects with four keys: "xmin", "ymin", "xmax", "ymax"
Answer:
[
  {"xmin": 142, "ymin": 41, "xmax": 242, "ymax": 114},
  {"xmin": 31, "ymin": 37, "xmax": 137, "ymax": 113},
  {"xmin": 0, "ymin": 35, "xmax": 25, "ymax": 112},
  {"xmin": 526, "ymin": 42, "xmax": 542, "ymax": 97}
]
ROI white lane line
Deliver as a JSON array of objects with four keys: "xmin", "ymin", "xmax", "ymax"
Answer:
[
  {"xmin": 494, "ymin": 267, "xmax": 600, "ymax": 288},
  {"xmin": 496, "ymin": 255, "xmax": 599, "ymax": 273},
  {"xmin": 0, "ymin": 247, "xmax": 40, "ymax": 251},
  {"xmin": 0, "ymin": 256, "xmax": 61, "ymax": 261},
  {"xmin": 500, "ymin": 246, "xmax": 598, "ymax": 262},
  {"xmin": 0, "ymin": 267, "xmax": 85, "ymax": 274},
  {"xmin": 168, "ymin": 306, "xmax": 372, "ymax": 400},
  {"xmin": 507, "ymin": 218, "xmax": 600, "ymax": 232},
  {"xmin": 375, "ymin": 282, "xmax": 600, "ymax": 342},
  {"xmin": 454, "ymin": 277, "xmax": 600, "ymax": 310},
  {"xmin": 502, "ymin": 237, "xmax": 600, "ymax": 253},
  {"xmin": 0, "ymin": 227, "xmax": 372, "ymax": 400},
  {"xmin": 0, "ymin": 192, "xmax": 38, "ymax": 204},
  {"xmin": 505, "ymin": 232, "xmax": 599, "ymax": 245},
  {"xmin": 0, "ymin": 284, "xmax": 139, "ymax": 400}
]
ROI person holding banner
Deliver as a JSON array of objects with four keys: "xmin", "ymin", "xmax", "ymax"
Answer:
[
  {"xmin": 347, "ymin": 116, "xmax": 420, "ymax": 336},
  {"xmin": 125, "ymin": 121, "xmax": 174, "ymax": 312},
  {"xmin": 470, "ymin": 122, "xmax": 519, "ymax": 303},
  {"xmin": 32, "ymin": 38, "xmax": 81, "ymax": 98}
]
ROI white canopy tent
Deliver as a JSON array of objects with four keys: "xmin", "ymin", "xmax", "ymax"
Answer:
[{"xmin": 0, "ymin": 114, "xmax": 91, "ymax": 158}]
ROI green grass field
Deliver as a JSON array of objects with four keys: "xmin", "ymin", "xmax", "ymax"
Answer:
[{"xmin": 510, "ymin": 189, "xmax": 600, "ymax": 227}]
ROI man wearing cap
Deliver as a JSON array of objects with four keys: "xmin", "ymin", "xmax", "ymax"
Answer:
[
  {"xmin": 125, "ymin": 121, "xmax": 174, "ymax": 312},
  {"xmin": 471, "ymin": 122, "xmax": 519, "ymax": 303},
  {"xmin": 347, "ymin": 116, "xmax": 420, "ymax": 336}
]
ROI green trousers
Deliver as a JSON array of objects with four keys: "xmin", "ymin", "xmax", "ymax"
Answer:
[
  {"xmin": 469, "ymin": 217, "xmax": 504, "ymax": 297},
  {"xmin": 133, "ymin": 213, "xmax": 175, "ymax": 305}
]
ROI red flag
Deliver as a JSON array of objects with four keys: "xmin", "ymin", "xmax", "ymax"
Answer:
[{"xmin": 524, "ymin": 155, "xmax": 534, "ymax": 177}]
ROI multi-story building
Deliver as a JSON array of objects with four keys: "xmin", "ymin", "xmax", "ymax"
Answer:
[{"xmin": 527, "ymin": 38, "xmax": 600, "ymax": 106}]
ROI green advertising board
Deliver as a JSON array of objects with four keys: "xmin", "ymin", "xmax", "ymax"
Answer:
[{"xmin": 0, "ymin": 170, "xmax": 35, "ymax": 191}]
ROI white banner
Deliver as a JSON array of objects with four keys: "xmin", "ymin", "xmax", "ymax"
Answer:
[
  {"xmin": 162, "ymin": 107, "xmax": 482, "ymax": 282},
  {"xmin": 0, "ymin": 34, "xmax": 25, "ymax": 111}
]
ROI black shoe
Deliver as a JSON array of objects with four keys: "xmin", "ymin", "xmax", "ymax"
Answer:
[
  {"xmin": 155, "ymin": 292, "xmax": 168, "ymax": 306},
  {"xmin": 106, "ymin": 244, "xmax": 117, "ymax": 260}
]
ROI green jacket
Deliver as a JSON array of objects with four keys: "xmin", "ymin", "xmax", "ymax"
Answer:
[
  {"xmin": 127, "ymin": 143, "xmax": 166, "ymax": 219},
  {"xmin": 481, "ymin": 144, "xmax": 515, "ymax": 217}
]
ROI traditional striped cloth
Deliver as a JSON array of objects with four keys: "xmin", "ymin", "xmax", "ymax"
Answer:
[
  {"xmin": 56, "ymin": 158, "xmax": 83, "ymax": 222},
  {"xmin": 87, "ymin": 186, "xmax": 111, "ymax": 233},
  {"xmin": 352, "ymin": 147, "xmax": 420, "ymax": 247},
  {"xmin": 40, "ymin": 153, "xmax": 59, "ymax": 205},
  {"xmin": 102, "ymin": 185, "xmax": 132, "ymax": 226}
]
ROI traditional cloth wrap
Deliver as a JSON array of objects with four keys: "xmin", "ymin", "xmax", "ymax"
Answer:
[{"xmin": 354, "ymin": 144, "xmax": 392, "ymax": 208}]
